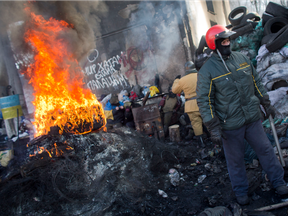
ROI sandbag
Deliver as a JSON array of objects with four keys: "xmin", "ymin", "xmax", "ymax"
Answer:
[
  {"xmin": 256, "ymin": 45, "xmax": 288, "ymax": 72},
  {"xmin": 267, "ymin": 87, "xmax": 288, "ymax": 107},
  {"xmin": 258, "ymin": 62, "xmax": 288, "ymax": 91}
]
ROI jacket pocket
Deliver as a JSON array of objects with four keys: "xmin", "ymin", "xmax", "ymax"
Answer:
[
  {"xmin": 237, "ymin": 66, "xmax": 252, "ymax": 79},
  {"xmin": 212, "ymin": 75, "xmax": 233, "ymax": 92}
]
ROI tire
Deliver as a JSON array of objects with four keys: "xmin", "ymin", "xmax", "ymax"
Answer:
[
  {"xmin": 228, "ymin": 6, "xmax": 247, "ymax": 26},
  {"xmin": 261, "ymin": 33, "xmax": 275, "ymax": 45},
  {"xmin": 226, "ymin": 24, "xmax": 233, "ymax": 29},
  {"xmin": 232, "ymin": 22, "xmax": 247, "ymax": 31},
  {"xmin": 262, "ymin": 12, "xmax": 274, "ymax": 27},
  {"xmin": 251, "ymin": 21, "xmax": 259, "ymax": 29},
  {"xmin": 263, "ymin": 17, "xmax": 288, "ymax": 36},
  {"xmin": 240, "ymin": 12, "xmax": 260, "ymax": 24},
  {"xmin": 203, "ymin": 48, "xmax": 212, "ymax": 55},
  {"xmin": 230, "ymin": 23, "xmax": 254, "ymax": 40},
  {"xmin": 271, "ymin": 80, "xmax": 288, "ymax": 90},
  {"xmin": 232, "ymin": 21, "xmax": 258, "ymax": 31},
  {"xmin": 196, "ymin": 35, "xmax": 207, "ymax": 55},
  {"xmin": 265, "ymin": 2, "xmax": 288, "ymax": 19},
  {"xmin": 266, "ymin": 26, "xmax": 288, "ymax": 52}
]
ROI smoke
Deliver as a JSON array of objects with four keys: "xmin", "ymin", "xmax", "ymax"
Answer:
[
  {"xmin": 0, "ymin": 1, "xmax": 108, "ymax": 62},
  {"xmin": 0, "ymin": 1, "xmax": 27, "ymax": 36},
  {"xmin": 127, "ymin": 1, "xmax": 183, "ymax": 84},
  {"xmin": 54, "ymin": 1, "xmax": 108, "ymax": 61}
]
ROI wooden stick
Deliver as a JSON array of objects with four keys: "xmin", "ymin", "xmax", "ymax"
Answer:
[
  {"xmin": 142, "ymin": 91, "xmax": 150, "ymax": 106},
  {"xmin": 254, "ymin": 200, "xmax": 288, "ymax": 211}
]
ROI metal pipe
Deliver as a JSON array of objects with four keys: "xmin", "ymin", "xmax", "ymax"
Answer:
[
  {"xmin": 254, "ymin": 200, "xmax": 288, "ymax": 211},
  {"xmin": 269, "ymin": 115, "xmax": 285, "ymax": 167}
]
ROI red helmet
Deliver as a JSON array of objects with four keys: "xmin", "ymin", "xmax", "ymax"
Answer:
[{"xmin": 205, "ymin": 25, "xmax": 235, "ymax": 50}]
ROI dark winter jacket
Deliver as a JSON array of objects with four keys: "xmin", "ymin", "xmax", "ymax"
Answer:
[{"xmin": 197, "ymin": 51, "xmax": 267, "ymax": 130}]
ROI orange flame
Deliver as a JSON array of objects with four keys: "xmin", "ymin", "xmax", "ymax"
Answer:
[
  {"xmin": 23, "ymin": 8, "xmax": 106, "ymax": 137},
  {"xmin": 30, "ymin": 142, "xmax": 74, "ymax": 158},
  {"xmin": 29, "ymin": 146, "xmax": 45, "ymax": 157}
]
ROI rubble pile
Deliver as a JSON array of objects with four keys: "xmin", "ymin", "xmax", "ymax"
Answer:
[
  {"xmin": 2, "ymin": 126, "xmax": 288, "ymax": 215},
  {"xmin": 1, "ymin": 2, "xmax": 288, "ymax": 216},
  {"xmin": 0, "ymin": 127, "xmax": 180, "ymax": 215}
]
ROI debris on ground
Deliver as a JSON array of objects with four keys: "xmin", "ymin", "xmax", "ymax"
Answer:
[{"xmin": 0, "ymin": 124, "xmax": 288, "ymax": 215}]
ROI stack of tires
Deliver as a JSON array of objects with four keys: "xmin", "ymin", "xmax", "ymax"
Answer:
[
  {"xmin": 194, "ymin": 6, "xmax": 263, "ymax": 70},
  {"xmin": 194, "ymin": 35, "xmax": 212, "ymax": 71},
  {"xmin": 256, "ymin": 2, "xmax": 288, "ymax": 118},
  {"xmin": 228, "ymin": 6, "xmax": 260, "ymax": 40},
  {"xmin": 261, "ymin": 2, "xmax": 288, "ymax": 53},
  {"xmin": 227, "ymin": 6, "xmax": 263, "ymax": 66}
]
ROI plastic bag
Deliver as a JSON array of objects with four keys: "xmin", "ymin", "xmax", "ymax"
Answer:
[{"xmin": 149, "ymin": 86, "xmax": 159, "ymax": 97}]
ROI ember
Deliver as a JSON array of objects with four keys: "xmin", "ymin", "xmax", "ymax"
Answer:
[{"xmin": 22, "ymin": 8, "xmax": 106, "ymax": 137}]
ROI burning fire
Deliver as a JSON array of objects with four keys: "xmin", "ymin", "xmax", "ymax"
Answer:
[
  {"xmin": 23, "ymin": 8, "xmax": 106, "ymax": 136},
  {"xmin": 29, "ymin": 142, "xmax": 73, "ymax": 158}
]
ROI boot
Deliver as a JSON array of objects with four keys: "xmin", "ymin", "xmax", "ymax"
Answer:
[
  {"xmin": 236, "ymin": 195, "xmax": 249, "ymax": 205},
  {"xmin": 163, "ymin": 125, "xmax": 169, "ymax": 137},
  {"xmin": 199, "ymin": 135, "xmax": 205, "ymax": 148},
  {"xmin": 276, "ymin": 185, "xmax": 288, "ymax": 196},
  {"xmin": 185, "ymin": 129, "xmax": 194, "ymax": 140},
  {"xmin": 179, "ymin": 115, "xmax": 186, "ymax": 126}
]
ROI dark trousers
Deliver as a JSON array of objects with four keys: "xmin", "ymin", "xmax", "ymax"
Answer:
[{"xmin": 222, "ymin": 119, "xmax": 285, "ymax": 197}]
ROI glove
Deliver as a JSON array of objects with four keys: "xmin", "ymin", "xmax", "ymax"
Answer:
[
  {"xmin": 263, "ymin": 104, "xmax": 276, "ymax": 118},
  {"xmin": 175, "ymin": 75, "xmax": 181, "ymax": 80},
  {"xmin": 204, "ymin": 117, "xmax": 226, "ymax": 145},
  {"xmin": 209, "ymin": 128, "xmax": 223, "ymax": 145},
  {"xmin": 259, "ymin": 95, "xmax": 276, "ymax": 118}
]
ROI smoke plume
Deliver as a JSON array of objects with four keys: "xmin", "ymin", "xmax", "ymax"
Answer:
[
  {"xmin": 0, "ymin": 1, "xmax": 108, "ymax": 62},
  {"xmin": 126, "ymin": 1, "xmax": 184, "ymax": 85}
]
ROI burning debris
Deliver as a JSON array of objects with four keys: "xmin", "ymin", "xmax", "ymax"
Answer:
[
  {"xmin": 1, "ymin": 1, "xmax": 288, "ymax": 216},
  {"xmin": 21, "ymin": 9, "xmax": 106, "ymax": 136},
  {"xmin": 0, "ymin": 127, "xmax": 179, "ymax": 215}
]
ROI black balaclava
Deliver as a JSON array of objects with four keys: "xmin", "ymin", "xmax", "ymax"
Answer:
[{"xmin": 215, "ymin": 38, "xmax": 231, "ymax": 56}]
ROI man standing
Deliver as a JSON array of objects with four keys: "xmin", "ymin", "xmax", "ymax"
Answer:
[
  {"xmin": 159, "ymin": 85, "xmax": 181, "ymax": 137},
  {"xmin": 196, "ymin": 25, "xmax": 288, "ymax": 205},
  {"xmin": 172, "ymin": 61, "xmax": 204, "ymax": 146}
]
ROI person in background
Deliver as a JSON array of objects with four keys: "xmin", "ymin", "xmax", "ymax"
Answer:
[
  {"xmin": 196, "ymin": 24, "xmax": 288, "ymax": 205},
  {"xmin": 172, "ymin": 61, "xmax": 204, "ymax": 146},
  {"xmin": 119, "ymin": 91, "xmax": 137, "ymax": 129},
  {"xmin": 99, "ymin": 94, "xmax": 111, "ymax": 108},
  {"xmin": 104, "ymin": 94, "xmax": 125, "ymax": 129},
  {"xmin": 159, "ymin": 85, "xmax": 182, "ymax": 137}
]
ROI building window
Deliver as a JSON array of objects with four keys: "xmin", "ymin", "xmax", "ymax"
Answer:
[
  {"xmin": 210, "ymin": 20, "xmax": 217, "ymax": 27},
  {"xmin": 206, "ymin": 0, "xmax": 215, "ymax": 14}
]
